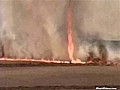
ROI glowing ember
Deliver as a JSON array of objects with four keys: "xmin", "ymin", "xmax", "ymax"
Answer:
[{"xmin": 67, "ymin": 0, "xmax": 74, "ymax": 61}]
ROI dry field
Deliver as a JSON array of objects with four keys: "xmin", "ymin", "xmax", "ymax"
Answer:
[{"xmin": 0, "ymin": 64, "xmax": 120, "ymax": 89}]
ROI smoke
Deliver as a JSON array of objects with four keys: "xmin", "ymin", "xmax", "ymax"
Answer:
[
  {"xmin": 0, "ymin": 0, "xmax": 120, "ymax": 62},
  {"xmin": 72, "ymin": 0, "xmax": 120, "ymax": 62},
  {"xmin": 0, "ymin": 0, "xmax": 69, "ymax": 60}
]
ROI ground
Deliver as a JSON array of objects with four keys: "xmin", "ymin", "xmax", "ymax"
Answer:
[{"xmin": 0, "ymin": 66, "xmax": 120, "ymax": 89}]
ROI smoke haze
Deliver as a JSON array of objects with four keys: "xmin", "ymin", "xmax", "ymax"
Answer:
[{"xmin": 0, "ymin": 0, "xmax": 120, "ymax": 62}]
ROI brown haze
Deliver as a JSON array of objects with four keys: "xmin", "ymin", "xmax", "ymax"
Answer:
[{"xmin": 0, "ymin": 0, "xmax": 120, "ymax": 63}]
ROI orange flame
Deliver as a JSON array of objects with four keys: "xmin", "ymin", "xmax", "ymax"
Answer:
[
  {"xmin": 0, "ymin": 57, "xmax": 88, "ymax": 65},
  {"xmin": 67, "ymin": 0, "xmax": 74, "ymax": 61},
  {"xmin": 0, "ymin": 58, "xmax": 70, "ymax": 64}
]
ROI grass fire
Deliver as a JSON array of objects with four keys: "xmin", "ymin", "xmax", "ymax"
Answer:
[
  {"xmin": 0, "ymin": 0, "xmax": 120, "ymax": 66},
  {"xmin": 0, "ymin": 1, "xmax": 120, "ymax": 89}
]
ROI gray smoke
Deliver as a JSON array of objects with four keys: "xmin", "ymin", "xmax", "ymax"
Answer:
[
  {"xmin": 0, "ymin": 0, "xmax": 120, "ymax": 62},
  {"xmin": 72, "ymin": 0, "xmax": 120, "ymax": 62},
  {"xmin": 0, "ymin": 0, "xmax": 69, "ymax": 60}
]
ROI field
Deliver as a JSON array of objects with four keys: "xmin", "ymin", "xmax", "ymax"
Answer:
[{"xmin": 0, "ymin": 62, "xmax": 120, "ymax": 89}]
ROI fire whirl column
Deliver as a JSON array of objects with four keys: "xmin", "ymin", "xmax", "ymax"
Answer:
[{"xmin": 67, "ymin": 0, "xmax": 74, "ymax": 61}]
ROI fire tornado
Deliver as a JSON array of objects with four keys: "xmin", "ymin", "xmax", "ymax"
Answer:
[{"xmin": 67, "ymin": 0, "xmax": 74, "ymax": 61}]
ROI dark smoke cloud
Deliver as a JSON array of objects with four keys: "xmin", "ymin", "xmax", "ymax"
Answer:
[{"xmin": 0, "ymin": 0, "xmax": 120, "ymax": 62}]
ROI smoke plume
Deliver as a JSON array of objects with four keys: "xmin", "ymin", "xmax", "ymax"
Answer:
[{"xmin": 0, "ymin": 0, "xmax": 120, "ymax": 62}]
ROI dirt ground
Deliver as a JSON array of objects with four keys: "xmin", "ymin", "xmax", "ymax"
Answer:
[{"xmin": 0, "ymin": 66, "xmax": 120, "ymax": 89}]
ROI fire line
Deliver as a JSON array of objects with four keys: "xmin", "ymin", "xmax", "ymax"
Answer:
[{"xmin": 0, "ymin": 0, "xmax": 86, "ymax": 64}]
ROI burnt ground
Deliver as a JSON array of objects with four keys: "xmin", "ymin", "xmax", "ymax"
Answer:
[{"xmin": 0, "ymin": 63, "xmax": 120, "ymax": 90}]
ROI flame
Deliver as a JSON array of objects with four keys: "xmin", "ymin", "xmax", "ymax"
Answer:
[
  {"xmin": 0, "ymin": 58, "xmax": 70, "ymax": 64},
  {"xmin": 66, "ymin": 0, "xmax": 83, "ymax": 64},
  {"xmin": 67, "ymin": 0, "xmax": 74, "ymax": 61},
  {"xmin": 71, "ymin": 59, "xmax": 86, "ymax": 64},
  {"xmin": 0, "ymin": 58, "xmax": 87, "ymax": 64},
  {"xmin": 0, "ymin": 1, "xmax": 114, "ymax": 65}
]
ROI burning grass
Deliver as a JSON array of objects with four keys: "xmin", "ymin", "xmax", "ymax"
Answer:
[{"xmin": 0, "ymin": 57, "xmax": 118, "ymax": 67}]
